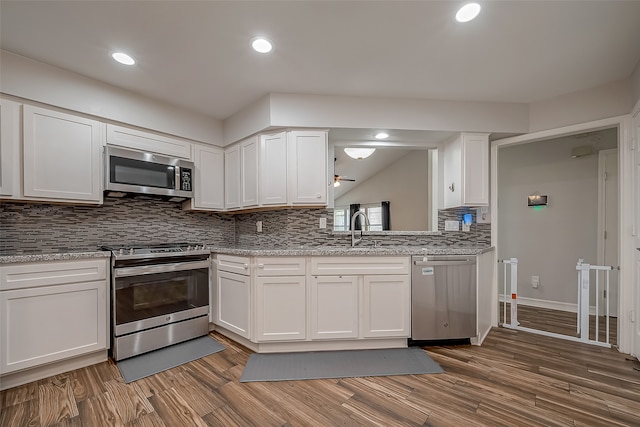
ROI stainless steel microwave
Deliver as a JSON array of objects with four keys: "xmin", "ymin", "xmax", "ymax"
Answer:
[{"xmin": 105, "ymin": 146, "xmax": 194, "ymax": 199}]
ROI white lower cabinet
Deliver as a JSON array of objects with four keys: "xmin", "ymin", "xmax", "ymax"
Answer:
[
  {"xmin": 310, "ymin": 275, "xmax": 359, "ymax": 339},
  {"xmin": 0, "ymin": 259, "xmax": 109, "ymax": 378},
  {"xmin": 362, "ymin": 275, "xmax": 411, "ymax": 338},
  {"xmin": 216, "ymin": 270, "xmax": 251, "ymax": 339},
  {"xmin": 255, "ymin": 276, "xmax": 306, "ymax": 341}
]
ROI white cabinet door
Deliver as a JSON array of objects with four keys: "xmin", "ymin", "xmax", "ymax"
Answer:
[
  {"xmin": 259, "ymin": 132, "xmax": 288, "ymax": 205},
  {"xmin": 106, "ymin": 124, "xmax": 192, "ymax": 160},
  {"xmin": 362, "ymin": 275, "xmax": 411, "ymax": 338},
  {"xmin": 287, "ymin": 131, "xmax": 328, "ymax": 205},
  {"xmin": 190, "ymin": 144, "xmax": 224, "ymax": 210},
  {"xmin": 216, "ymin": 271, "xmax": 251, "ymax": 339},
  {"xmin": 23, "ymin": 105, "xmax": 103, "ymax": 203},
  {"xmin": 0, "ymin": 99, "xmax": 19, "ymax": 197},
  {"xmin": 255, "ymin": 276, "xmax": 306, "ymax": 341},
  {"xmin": 0, "ymin": 280, "xmax": 107, "ymax": 374},
  {"xmin": 224, "ymin": 144, "xmax": 241, "ymax": 209},
  {"xmin": 241, "ymin": 137, "xmax": 258, "ymax": 207},
  {"xmin": 310, "ymin": 275, "xmax": 359, "ymax": 339},
  {"xmin": 442, "ymin": 133, "xmax": 489, "ymax": 208},
  {"xmin": 462, "ymin": 133, "xmax": 489, "ymax": 206}
]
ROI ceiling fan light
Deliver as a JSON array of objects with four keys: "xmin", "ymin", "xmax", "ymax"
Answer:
[
  {"xmin": 344, "ymin": 147, "xmax": 376, "ymax": 159},
  {"xmin": 456, "ymin": 3, "xmax": 481, "ymax": 23},
  {"xmin": 333, "ymin": 180, "xmax": 341, "ymax": 187}
]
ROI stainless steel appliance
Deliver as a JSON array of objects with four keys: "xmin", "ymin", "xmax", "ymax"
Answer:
[
  {"xmin": 105, "ymin": 146, "xmax": 194, "ymax": 201},
  {"xmin": 103, "ymin": 243, "xmax": 210, "ymax": 360},
  {"xmin": 411, "ymin": 255, "xmax": 477, "ymax": 341}
]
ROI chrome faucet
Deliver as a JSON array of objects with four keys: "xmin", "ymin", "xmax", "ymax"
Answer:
[{"xmin": 351, "ymin": 210, "xmax": 370, "ymax": 247}]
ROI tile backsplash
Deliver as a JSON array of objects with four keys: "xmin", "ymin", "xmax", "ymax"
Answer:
[
  {"xmin": 1, "ymin": 200, "xmax": 490, "ymax": 254},
  {"xmin": 0, "ymin": 198, "xmax": 235, "ymax": 253}
]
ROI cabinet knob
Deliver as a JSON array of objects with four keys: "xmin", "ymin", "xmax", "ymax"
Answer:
[
  {"xmin": 258, "ymin": 263, "xmax": 264, "ymax": 268},
  {"xmin": 316, "ymin": 193, "xmax": 321, "ymax": 198},
  {"xmin": 448, "ymin": 183, "xmax": 455, "ymax": 192},
  {"xmin": 243, "ymin": 263, "xmax": 248, "ymax": 269}
]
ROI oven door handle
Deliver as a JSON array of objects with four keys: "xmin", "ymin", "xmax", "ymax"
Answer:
[{"xmin": 113, "ymin": 260, "xmax": 211, "ymax": 278}]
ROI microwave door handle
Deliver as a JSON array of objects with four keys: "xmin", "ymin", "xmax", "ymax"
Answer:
[
  {"xmin": 175, "ymin": 166, "xmax": 180, "ymax": 190},
  {"xmin": 114, "ymin": 260, "xmax": 210, "ymax": 278}
]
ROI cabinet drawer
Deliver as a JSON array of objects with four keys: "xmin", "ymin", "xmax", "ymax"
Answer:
[
  {"xmin": 0, "ymin": 259, "xmax": 108, "ymax": 291},
  {"xmin": 310, "ymin": 256, "xmax": 410, "ymax": 276},
  {"xmin": 255, "ymin": 257, "xmax": 305, "ymax": 276},
  {"xmin": 216, "ymin": 254, "xmax": 251, "ymax": 275}
]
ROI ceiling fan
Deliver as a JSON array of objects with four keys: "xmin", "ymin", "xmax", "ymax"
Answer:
[
  {"xmin": 333, "ymin": 157, "xmax": 355, "ymax": 187},
  {"xmin": 333, "ymin": 174, "xmax": 356, "ymax": 187}
]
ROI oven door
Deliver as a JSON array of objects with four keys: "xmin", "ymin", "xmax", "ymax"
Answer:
[{"xmin": 113, "ymin": 259, "xmax": 209, "ymax": 336}]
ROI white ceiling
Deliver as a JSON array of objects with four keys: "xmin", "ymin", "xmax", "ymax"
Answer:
[
  {"xmin": 2, "ymin": 0, "xmax": 639, "ymax": 122},
  {"xmin": 4, "ymin": 1, "xmax": 637, "ymax": 199}
]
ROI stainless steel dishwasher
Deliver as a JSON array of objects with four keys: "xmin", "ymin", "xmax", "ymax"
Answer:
[{"xmin": 411, "ymin": 255, "xmax": 476, "ymax": 341}]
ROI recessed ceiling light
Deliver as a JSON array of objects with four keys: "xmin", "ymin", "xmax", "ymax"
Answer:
[
  {"xmin": 456, "ymin": 3, "xmax": 481, "ymax": 23},
  {"xmin": 374, "ymin": 132, "xmax": 389, "ymax": 140},
  {"xmin": 251, "ymin": 37, "xmax": 273, "ymax": 54},
  {"xmin": 111, "ymin": 52, "xmax": 135, "ymax": 65}
]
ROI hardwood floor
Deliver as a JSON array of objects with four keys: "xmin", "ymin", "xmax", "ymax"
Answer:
[
  {"xmin": 1, "ymin": 328, "xmax": 639, "ymax": 426},
  {"xmin": 501, "ymin": 303, "xmax": 618, "ymax": 346}
]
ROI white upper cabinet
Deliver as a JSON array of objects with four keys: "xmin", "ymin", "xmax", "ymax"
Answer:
[
  {"xmin": 442, "ymin": 132, "xmax": 489, "ymax": 208},
  {"xmin": 259, "ymin": 131, "xmax": 288, "ymax": 206},
  {"xmin": 184, "ymin": 143, "xmax": 224, "ymax": 211},
  {"xmin": 240, "ymin": 137, "xmax": 259, "ymax": 207},
  {"xmin": 224, "ymin": 144, "xmax": 241, "ymax": 209},
  {"xmin": 225, "ymin": 130, "xmax": 328, "ymax": 211},
  {"xmin": 287, "ymin": 130, "xmax": 328, "ymax": 205},
  {"xmin": 23, "ymin": 105, "xmax": 103, "ymax": 204},
  {"xmin": 0, "ymin": 99, "xmax": 19, "ymax": 197},
  {"xmin": 106, "ymin": 124, "xmax": 192, "ymax": 160}
]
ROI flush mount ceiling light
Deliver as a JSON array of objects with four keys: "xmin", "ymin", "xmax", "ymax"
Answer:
[
  {"xmin": 374, "ymin": 132, "xmax": 389, "ymax": 140},
  {"xmin": 456, "ymin": 3, "xmax": 481, "ymax": 23},
  {"xmin": 344, "ymin": 147, "xmax": 376, "ymax": 160},
  {"xmin": 111, "ymin": 52, "xmax": 135, "ymax": 65},
  {"xmin": 251, "ymin": 37, "xmax": 273, "ymax": 53}
]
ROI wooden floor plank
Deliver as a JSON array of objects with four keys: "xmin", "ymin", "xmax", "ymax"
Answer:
[{"xmin": 2, "ymin": 322, "xmax": 639, "ymax": 427}]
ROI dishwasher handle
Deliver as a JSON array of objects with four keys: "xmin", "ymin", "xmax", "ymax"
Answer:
[{"xmin": 413, "ymin": 258, "xmax": 475, "ymax": 266}]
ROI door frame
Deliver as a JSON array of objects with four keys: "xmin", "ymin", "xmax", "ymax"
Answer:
[
  {"xmin": 597, "ymin": 148, "xmax": 619, "ymax": 316},
  {"xmin": 491, "ymin": 115, "xmax": 635, "ymax": 355}
]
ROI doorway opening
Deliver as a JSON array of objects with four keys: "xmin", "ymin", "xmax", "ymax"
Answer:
[{"xmin": 496, "ymin": 127, "xmax": 619, "ymax": 347}]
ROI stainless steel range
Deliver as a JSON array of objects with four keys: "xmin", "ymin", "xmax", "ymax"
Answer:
[{"xmin": 102, "ymin": 243, "xmax": 210, "ymax": 361}]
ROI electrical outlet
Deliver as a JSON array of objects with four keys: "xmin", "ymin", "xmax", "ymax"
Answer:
[
  {"xmin": 444, "ymin": 220, "xmax": 460, "ymax": 231},
  {"xmin": 531, "ymin": 275, "xmax": 539, "ymax": 288},
  {"xmin": 319, "ymin": 217, "xmax": 327, "ymax": 229},
  {"xmin": 256, "ymin": 221, "xmax": 263, "ymax": 233},
  {"xmin": 476, "ymin": 206, "xmax": 491, "ymax": 224}
]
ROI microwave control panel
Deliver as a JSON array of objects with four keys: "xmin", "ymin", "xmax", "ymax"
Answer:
[{"xmin": 180, "ymin": 168, "xmax": 192, "ymax": 191}]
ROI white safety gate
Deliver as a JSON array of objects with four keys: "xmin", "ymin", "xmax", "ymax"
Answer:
[{"xmin": 500, "ymin": 258, "xmax": 617, "ymax": 348}]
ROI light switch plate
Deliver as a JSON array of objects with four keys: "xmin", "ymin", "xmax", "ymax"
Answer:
[
  {"xmin": 445, "ymin": 220, "xmax": 460, "ymax": 231},
  {"xmin": 319, "ymin": 217, "xmax": 327, "ymax": 229},
  {"xmin": 256, "ymin": 221, "xmax": 263, "ymax": 232}
]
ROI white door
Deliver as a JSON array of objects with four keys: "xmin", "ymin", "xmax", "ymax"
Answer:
[
  {"xmin": 310, "ymin": 275, "xmax": 358, "ymax": 339},
  {"xmin": 0, "ymin": 99, "xmax": 19, "ymax": 197},
  {"xmin": 362, "ymin": 275, "xmax": 411, "ymax": 338},
  {"xmin": 240, "ymin": 137, "xmax": 258, "ymax": 207},
  {"xmin": 255, "ymin": 276, "xmax": 306, "ymax": 341},
  {"xmin": 224, "ymin": 145, "xmax": 241, "ymax": 209},
  {"xmin": 287, "ymin": 131, "xmax": 328, "ymax": 205},
  {"xmin": 259, "ymin": 132, "xmax": 288, "ymax": 205},
  {"xmin": 216, "ymin": 271, "xmax": 250, "ymax": 338},
  {"xmin": 633, "ymin": 109, "xmax": 640, "ymax": 360},
  {"xmin": 23, "ymin": 105, "xmax": 103, "ymax": 203},
  {"xmin": 193, "ymin": 144, "xmax": 224, "ymax": 210},
  {"xmin": 597, "ymin": 149, "xmax": 618, "ymax": 317}
]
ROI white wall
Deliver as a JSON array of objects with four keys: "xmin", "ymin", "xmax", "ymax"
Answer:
[
  {"xmin": 529, "ymin": 79, "xmax": 632, "ymax": 133},
  {"xmin": 336, "ymin": 151, "xmax": 430, "ymax": 231},
  {"xmin": 497, "ymin": 129, "xmax": 617, "ymax": 304},
  {"xmin": 0, "ymin": 50, "xmax": 222, "ymax": 145}
]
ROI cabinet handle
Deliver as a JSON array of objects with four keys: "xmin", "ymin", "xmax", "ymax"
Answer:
[
  {"xmin": 257, "ymin": 263, "xmax": 264, "ymax": 268},
  {"xmin": 449, "ymin": 183, "xmax": 455, "ymax": 192}
]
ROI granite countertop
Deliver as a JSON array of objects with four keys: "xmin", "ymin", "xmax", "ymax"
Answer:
[
  {"xmin": 0, "ymin": 250, "xmax": 111, "ymax": 264},
  {"xmin": 0, "ymin": 246, "xmax": 495, "ymax": 264},
  {"xmin": 208, "ymin": 245, "xmax": 494, "ymax": 257}
]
